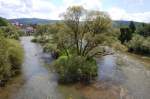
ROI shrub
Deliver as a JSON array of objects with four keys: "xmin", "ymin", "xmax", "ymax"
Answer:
[
  {"xmin": 0, "ymin": 26, "xmax": 20, "ymax": 40},
  {"xmin": 7, "ymin": 39, "xmax": 24, "ymax": 75},
  {"xmin": 31, "ymin": 37, "xmax": 38, "ymax": 42},
  {"xmin": 0, "ymin": 36, "xmax": 11, "ymax": 81},
  {"xmin": 0, "ymin": 35, "xmax": 24, "ymax": 83},
  {"xmin": 111, "ymin": 42, "xmax": 128, "ymax": 51},
  {"xmin": 127, "ymin": 34, "xmax": 150, "ymax": 55},
  {"xmin": 53, "ymin": 55, "xmax": 97, "ymax": 84},
  {"xmin": 31, "ymin": 35, "xmax": 51, "ymax": 43},
  {"xmin": 0, "ymin": 17, "xmax": 9, "ymax": 26}
]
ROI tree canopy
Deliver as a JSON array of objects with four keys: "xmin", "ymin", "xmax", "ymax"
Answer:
[
  {"xmin": 52, "ymin": 6, "xmax": 114, "ymax": 58},
  {"xmin": 0, "ymin": 17, "xmax": 9, "ymax": 26},
  {"xmin": 129, "ymin": 21, "xmax": 136, "ymax": 33}
]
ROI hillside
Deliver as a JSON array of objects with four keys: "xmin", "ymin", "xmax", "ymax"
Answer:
[
  {"xmin": 9, "ymin": 18, "xmax": 59, "ymax": 25},
  {"xmin": 8, "ymin": 18, "xmax": 144, "ymax": 28},
  {"xmin": 113, "ymin": 20, "xmax": 144, "ymax": 28}
]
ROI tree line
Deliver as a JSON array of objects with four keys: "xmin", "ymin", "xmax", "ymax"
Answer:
[{"xmin": 119, "ymin": 21, "xmax": 150, "ymax": 55}]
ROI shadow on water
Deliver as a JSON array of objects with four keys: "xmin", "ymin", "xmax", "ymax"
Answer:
[{"xmin": 0, "ymin": 36, "xmax": 150, "ymax": 99}]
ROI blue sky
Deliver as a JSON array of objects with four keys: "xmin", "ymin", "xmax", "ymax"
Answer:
[{"xmin": 0, "ymin": 0, "xmax": 149, "ymax": 22}]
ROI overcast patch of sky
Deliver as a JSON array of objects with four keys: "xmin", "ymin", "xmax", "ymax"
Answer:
[
  {"xmin": 0, "ymin": 0, "xmax": 149, "ymax": 22},
  {"xmin": 102, "ymin": 0, "xmax": 150, "ymax": 12}
]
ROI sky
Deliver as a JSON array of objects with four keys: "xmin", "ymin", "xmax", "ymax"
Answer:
[{"xmin": 0, "ymin": 0, "xmax": 150, "ymax": 22}]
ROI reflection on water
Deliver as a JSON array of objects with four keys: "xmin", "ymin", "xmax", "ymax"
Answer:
[
  {"xmin": 97, "ymin": 54, "xmax": 150, "ymax": 99},
  {"xmin": 97, "ymin": 55, "xmax": 125, "ymax": 83},
  {"xmin": 117, "ymin": 54, "xmax": 150, "ymax": 99},
  {"xmin": 11, "ymin": 36, "xmax": 62, "ymax": 99}
]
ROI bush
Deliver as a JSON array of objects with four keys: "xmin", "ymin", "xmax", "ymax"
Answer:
[
  {"xmin": 7, "ymin": 39, "xmax": 24, "ymax": 75},
  {"xmin": 31, "ymin": 37, "xmax": 38, "ymax": 42},
  {"xmin": 127, "ymin": 34, "xmax": 150, "ymax": 55},
  {"xmin": 0, "ymin": 17, "xmax": 9, "ymax": 26},
  {"xmin": 0, "ymin": 26, "xmax": 21, "ymax": 40},
  {"xmin": 31, "ymin": 35, "xmax": 51, "ymax": 43},
  {"xmin": 0, "ymin": 36, "xmax": 11, "ymax": 81},
  {"xmin": 111, "ymin": 42, "xmax": 128, "ymax": 51},
  {"xmin": 53, "ymin": 55, "xmax": 97, "ymax": 84},
  {"xmin": 0, "ymin": 35, "xmax": 24, "ymax": 83}
]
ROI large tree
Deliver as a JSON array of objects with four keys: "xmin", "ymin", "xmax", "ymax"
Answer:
[
  {"xmin": 119, "ymin": 27, "xmax": 131, "ymax": 44},
  {"xmin": 57, "ymin": 6, "xmax": 113, "ymax": 58},
  {"xmin": 129, "ymin": 21, "xmax": 136, "ymax": 33},
  {"xmin": 47, "ymin": 6, "xmax": 117, "ymax": 83}
]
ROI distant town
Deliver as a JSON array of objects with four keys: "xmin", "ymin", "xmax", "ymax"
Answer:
[{"xmin": 12, "ymin": 21, "xmax": 36, "ymax": 35}]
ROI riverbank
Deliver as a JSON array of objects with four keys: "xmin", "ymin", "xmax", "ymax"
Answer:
[
  {"xmin": 58, "ymin": 52, "xmax": 150, "ymax": 99},
  {"xmin": 0, "ymin": 75, "xmax": 24, "ymax": 99},
  {"xmin": 0, "ymin": 37, "xmax": 24, "ymax": 88},
  {"xmin": 125, "ymin": 52, "xmax": 150, "ymax": 69}
]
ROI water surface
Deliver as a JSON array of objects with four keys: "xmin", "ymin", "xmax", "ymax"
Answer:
[
  {"xmin": 12, "ymin": 36, "xmax": 62, "ymax": 99},
  {"xmin": 0, "ymin": 36, "xmax": 150, "ymax": 99},
  {"xmin": 97, "ymin": 53, "xmax": 150, "ymax": 99}
]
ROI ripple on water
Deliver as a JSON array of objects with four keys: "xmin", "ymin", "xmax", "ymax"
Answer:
[{"xmin": 0, "ymin": 37, "xmax": 150, "ymax": 99}]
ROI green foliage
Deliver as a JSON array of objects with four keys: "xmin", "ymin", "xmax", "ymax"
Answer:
[
  {"xmin": 0, "ymin": 26, "xmax": 20, "ymax": 40},
  {"xmin": 33, "ymin": 6, "xmax": 119, "ymax": 83},
  {"xmin": 43, "ymin": 43, "xmax": 57, "ymax": 52},
  {"xmin": 0, "ymin": 35, "xmax": 11, "ymax": 80},
  {"xmin": 7, "ymin": 39, "xmax": 24, "ymax": 71},
  {"xmin": 0, "ymin": 17, "xmax": 23, "ymax": 86},
  {"xmin": 129, "ymin": 21, "xmax": 136, "ymax": 33},
  {"xmin": 119, "ymin": 21, "xmax": 137, "ymax": 44},
  {"xmin": 118, "ymin": 21, "xmax": 150, "ymax": 54},
  {"xmin": 32, "ymin": 35, "xmax": 51, "ymax": 43},
  {"xmin": 53, "ymin": 55, "xmax": 97, "ymax": 83},
  {"xmin": 0, "ymin": 17, "xmax": 9, "ymax": 26},
  {"xmin": 35, "ymin": 25, "xmax": 49, "ymax": 36},
  {"xmin": 35, "ymin": 23, "xmax": 61, "ymax": 36},
  {"xmin": 0, "ymin": 17, "xmax": 22, "ymax": 40},
  {"xmin": 53, "ymin": 6, "xmax": 115, "ymax": 58},
  {"xmin": 119, "ymin": 28, "xmax": 133, "ymax": 44},
  {"xmin": 137, "ymin": 24, "xmax": 150, "ymax": 37},
  {"xmin": 0, "ymin": 34, "xmax": 24, "ymax": 82},
  {"xmin": 111, "ymin": 42, "xmax": 127, "ymax": 51},
  {"xmin": 127, "ymin": 34, "xmax": 150, "ymax": 55}
]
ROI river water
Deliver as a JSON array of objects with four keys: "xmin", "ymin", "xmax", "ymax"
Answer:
[{"xmin": 0, "ymin": 36, "xmax": 150, "ymax": 99}]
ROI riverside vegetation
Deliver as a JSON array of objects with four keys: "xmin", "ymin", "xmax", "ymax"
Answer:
[
  {"xmin": 119, "ymin": 21, "xmax": 150, "ymax": 55},
  {"xmin": 0, "ymin": 17, "xmax": 24, "ymax": 86},
  {"xmin": 32, "ymin": 6, "xmax": 150, "ymax": 84},
  {"xmin": 32, "ymin": 6, "xmax": 125, "ymax": 83},
  {"xmin": 0, "ymin": 5, "xmax": 149, "ymax": 99}
]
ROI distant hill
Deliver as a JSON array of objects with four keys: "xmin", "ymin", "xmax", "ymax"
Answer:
[
  {"xmin": 9, "ymin": 18, "xmax": 59, "ymax": 25},
  {"xmin": 9, "ymin": 18, "xmax": 144, "ymax": 28},
  {"xmin": 113, "ymin": 20, "xmax": 144, "ymax": 28}
]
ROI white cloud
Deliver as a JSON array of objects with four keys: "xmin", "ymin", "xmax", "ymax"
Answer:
[
  {"xmin": 123, "ymin": 0, "xmax": 144, "ymax": 5},
  {"xmin": 0, "ymin": 0, "xmax": 102, "ymax": 19},
  {"xmin": 108, "ymin": 7, "xmax": 150, "ymax": 23},
  {"xmin": 0, "ymin": 0, "xmax": 149, "ymax": 22},
  {"xmin": 62, "ymin": 0, "xmax": 102, "ymax": 10}
]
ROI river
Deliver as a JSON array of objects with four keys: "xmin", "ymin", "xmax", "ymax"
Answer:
[{"xmin": 0, "ymin": 36, "xmax": 150, "ymax": 99}]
